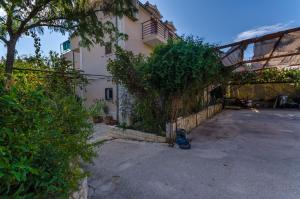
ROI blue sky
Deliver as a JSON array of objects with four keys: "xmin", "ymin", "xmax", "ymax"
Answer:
[{"xmin": 1, "ymin": 0, "xmax": 300, "ymax": 57}]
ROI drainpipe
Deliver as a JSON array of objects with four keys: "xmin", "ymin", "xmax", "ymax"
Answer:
[
  {"xmin": 115, "ymin": 16, "xmax": 120, "ymax": 122},
  {"xmin": 206, "ymin": 86, "xmax": 209, "ymax": 118},
  {"xmin": 72, "ymin": 50, "xmax": 75, "ymax": 69},
  {"xmin": 72, "ymin": 51, "xmax": 76, "ymax": 94}
]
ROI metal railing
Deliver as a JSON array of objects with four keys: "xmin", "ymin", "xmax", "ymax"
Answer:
[{"xmin": 142, "ymin": 19, "xmax": 176, "ymax": 40}]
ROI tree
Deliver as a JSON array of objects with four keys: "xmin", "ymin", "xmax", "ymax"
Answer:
[
  {"xmin": 108, "ymin": 37, "xmax": 231, "ymax": 136},
  {"xmin": 0, "ymin": 0, "xmax": 136, "ymax": 76},
  {"xmin": 144, "ymin": 37, "xmax": 228, "ymax": 122},
  {"xmin": 0, "ymin": 54, "xmax": 94, "ymax": 197}
]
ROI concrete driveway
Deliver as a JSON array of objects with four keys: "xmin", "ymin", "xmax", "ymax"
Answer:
[{"xmin": 86, "ymin": 109, "xmax": 300, "ymax": 199}]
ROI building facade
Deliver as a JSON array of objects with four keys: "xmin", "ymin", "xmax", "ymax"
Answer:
[{"xmin": 62, "ymin": 1, "xmax": 177, "ymax": 122}]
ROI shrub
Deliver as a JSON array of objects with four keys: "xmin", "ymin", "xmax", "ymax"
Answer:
[
  {"xmin": 131, "ymin": 96, "xmax": 166, "ymax": 135},
  {"xmin": 231, "ymin": 68, "xmax": 300, "ymax": 84},
  {"xmin": 89, "ymin": 100, "xmax": 106, "ymax": 118},
  {"xmin": 108, "ymin": 37, "xmax": 230, "ymax": 134},
  {"xmin": 0, "ymin": 57, "xmax": 94, "ymax": 198}
]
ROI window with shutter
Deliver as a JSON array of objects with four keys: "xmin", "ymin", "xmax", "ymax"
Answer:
[{"xmin": 105, "ymin": 88, "xmax": 113, "ymax": 100}]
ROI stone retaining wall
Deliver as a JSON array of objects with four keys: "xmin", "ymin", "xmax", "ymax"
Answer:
[
  {"xmin": 109, "ymin": 126, "xmax": 166, "ymax": 143},
  {"xmin": 70, "ymin": 177, "xmax": 88, "ymax": 199},
  {"xmin": 166, "ymin": 104, "xmax": 223, "ymax": 139},
  {"xmin": 176, "ymin": 104, "xmax": 223, "ymax": 132}
]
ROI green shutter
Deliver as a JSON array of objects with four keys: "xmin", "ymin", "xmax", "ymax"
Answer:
[{"xmin": 62, "ymin": 40, "xmax": 71, "ymax": 51}]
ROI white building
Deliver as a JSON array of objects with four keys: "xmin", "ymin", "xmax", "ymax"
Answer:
[{"xmin": 62, "ymin": 1, "xmax": 177, "ymax": 122}]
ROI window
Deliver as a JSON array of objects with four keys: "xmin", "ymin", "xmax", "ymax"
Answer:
[
  {"xmin": 61, "ymin": 40, "xmax": 71, "ymax": 52},
  {"xmin": 105, "ymin": 44, "xmax": 112, "ymax": 55},
  {"xmin": 128, "ymin": 0, "xmax": 139, "ymax": 21},
  {"xmin": 105, "ymin": 88, "xmax": 113, "ymax": 100},
  {"xmin": 132, "ymin": 0, "xmax": 139, "ymax": 20}
]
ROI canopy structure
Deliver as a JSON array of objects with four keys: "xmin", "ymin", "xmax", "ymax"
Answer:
[{"xmin": 218, "ymin": 27, "xmax": 300, "ymax": 71}]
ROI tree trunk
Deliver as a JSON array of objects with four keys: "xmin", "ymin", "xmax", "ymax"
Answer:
[
  {"xmin": 167, "ymin": 96, "xmax": 180, "ymax": 146},
  {"xmin": 4, "ymin": 38, "xmax": 17, "ymax": 89},
  {"xmin": 5, "ymin": 38, "xmax": 17, "ymax": 75}
]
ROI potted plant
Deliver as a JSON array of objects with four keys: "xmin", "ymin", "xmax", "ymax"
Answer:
[
  {"xmin": 104, "ymin": 115, "xmax": 114, "ymax": 125},
  {"xmin": 102, "ymin": 103, "xmax": 115, "ymax": 125},
  {"xmin": 90, "ymin": 100, "xmax": 105, "ymax": 123}
]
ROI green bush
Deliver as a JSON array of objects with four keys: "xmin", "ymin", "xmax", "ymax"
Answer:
[
  {"xmin": 0, "ymin": 57, "xmax": 94, "ymax": 198},
  {"xmin": 108, "ymin": 37, "xmax": 230, "ymax": 134},
  {"xmin": 89, "ymin": 100, "xmax": 106, "ymax": 118},
  {"xmin": 231, "ymin": 68, "xmax": 300, "ymax": 84},
  {"xmin": 131, "ymin": 96, "xmax": 166, "ymax": 135}
]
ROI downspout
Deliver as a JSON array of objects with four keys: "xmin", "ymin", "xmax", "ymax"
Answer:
[
  {"xmin": 79, "ymin": 39, "xmax": 84, "ymax": 99},
  {"xmin": 115, "ymin": 16, "xmax": 120, "ymax": 122},
  {"xmin": 72, "ymin": 50, "xmax": 75, "ymax": 69},
  {"xmin": 72, "ymin": 50, "xmax": 76, "ymax": 94}
]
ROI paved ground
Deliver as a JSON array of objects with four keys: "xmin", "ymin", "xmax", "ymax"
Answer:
[
  {"xmin": 86, "ymin": 109, "xmax": 300, "ymax": 199},
  {"xmin": 89, "ymin": 124, "xmax": 114, "ymax": 144}
]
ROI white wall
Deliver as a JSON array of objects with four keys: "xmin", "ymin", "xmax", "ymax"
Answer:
[{"xmin": 63, "ymin": 4, "xmax": 173, "ymax": 121}]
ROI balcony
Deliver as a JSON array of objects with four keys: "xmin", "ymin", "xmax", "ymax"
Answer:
[{"xmin": 142, "ymin": 19, "xmax": 176, "ymax": 47}]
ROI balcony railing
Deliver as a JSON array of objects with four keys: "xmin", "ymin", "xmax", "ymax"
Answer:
[{"xmin": 142, "ymin": 19, "xmax": 176, "ymax": 43}]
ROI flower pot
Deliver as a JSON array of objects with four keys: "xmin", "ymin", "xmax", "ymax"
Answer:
[
  {"xmin": 104, "ymin": 116, "xmax": 113, "ymax": 125},
  {"xmin": 93, "ymin": 116, "xmax": 103, "ymax": 123},
  {"xmin": 109, "ymin": 120, "xmax": 118, "ymax": 126}
]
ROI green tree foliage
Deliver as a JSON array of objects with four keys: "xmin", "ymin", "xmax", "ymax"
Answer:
[
  {"xmin": 145, "ymin": 37, "xmax": 230, "ymax": 122},
  {"xmin": 0, "ymin": 55, "xmax": 94, "ymax": 198},
  {"xmin": 0, "ymin": 0, "xmax": 136, "ymax": 75},
  {"xmin": 146, "ymin": 37, "xmax": 227, "ymax": 94},
  {"xmin": 106, "ymin": 47, "xmax": 147, "ymax": 97},
  {"xmin": 89, "ymin": 100, "xmax": 106, "ymax": 118},
  {"xmin": 108, "ymin": 37, "xmax": 230, "ymax": 134},
  {"xmin": 231, "ymin": 68, "xmax": 300, "ymax": 85}
]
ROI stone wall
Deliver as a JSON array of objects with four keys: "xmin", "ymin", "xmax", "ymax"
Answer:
[
  {"xmin": 176, "ymin": 104, "xmax": 223, "ymax": 132},
  {"xmin": 70, "ymin": 177, "xmax": 88, "ymax": 199},
  {"xmin": 109, "ymin": 126, "xmax": 166, "ymax": 143},
  {"xmin": 166, "ymin": 104, "xmax": 223, "ymax": 139},
  {"xmin": 227, "ymin": 83, "xmax": 300, "ymax": 101}
]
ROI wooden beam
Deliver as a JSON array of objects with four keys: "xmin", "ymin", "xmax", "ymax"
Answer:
[
  {"xmin": 217, "ymin": 27, "xmax": 300, "ymax": 50},
  {"xmin": 228, "ymin": 51, "xmax": 300, "ymax": 68},
  {"xmin": 261, "ymin": 35, "xmax": 284, "ymax": 69},
  {"xmin": 221, "ymin": 44, "xmax": 242, "ymax": 60}
]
